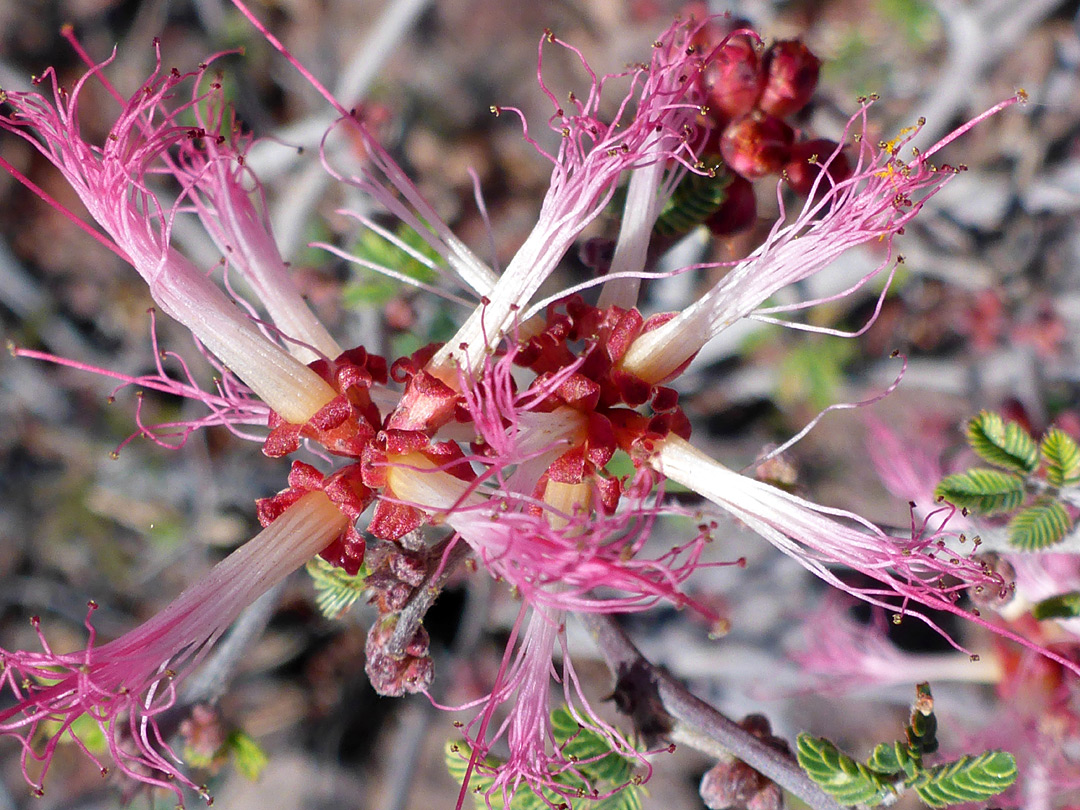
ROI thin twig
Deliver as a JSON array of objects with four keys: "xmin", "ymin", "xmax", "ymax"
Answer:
[
  {"xmin": 582, "ymin": 613, "xmax": 846, "ymax": 810},
  {"xmin": 386, "ymin": 538, "xmax": 472, "ymax": 657}
]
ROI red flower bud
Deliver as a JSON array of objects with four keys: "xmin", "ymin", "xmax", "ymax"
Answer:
[
  {"xmin": 783, "ymin": 138, "xmax": 851, "ymax": 196},
  {"xmin": 705, "ymin": 35, "xmax": 765, "ymax": 121},
  {"xmin": 720, "ymin": 112, "xmax": 794, "ymax": 179},
  {"xmin": 759, "ymin": 39, "xmax": 820, "ymax": 118},
  {"xmin": 705, "ymin": 173, "xmax": 756, "ymax": 235}
]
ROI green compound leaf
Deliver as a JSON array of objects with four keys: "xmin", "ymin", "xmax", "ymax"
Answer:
[
  {"xmin": 342, "ymin": 225, "xmax": 441, "ymax": 308},
  {"xmin": 796, "ymin": 734, "xmax": 895, "ymax": 807},
  {"xmin": 905, "ymin": 683, "xmax": 938, "ymax": 758},
  {"xmin": 654, "ymin": 160, "xmax": 731, "ymax": 238},
  {"xmin": 866, "ymin": 742, "xmax": 912, "ymax": 777},
  {"xmin": 446, "ymin": 710, "xmax": 644, "ymax": 810},
  {"xmin": 305, "ymin": 556, "xmax": 369, "ymax": 619},
  {"xmin": 1041, "ymin": 428, "xmax": 1080, "ymax": 487},
  {"xmin": 1007, "ymin": 500, "xmax": 1072, "ymax": 551},
  {"xmin": 966, "ymin": 411, "xmax": 1039, "ymax": 473},
  {"xmin": 934, "ymin": 469, "xmax": 1025, "ymax": 515},
  {"xmin": 908, "ymin": 751, "xmax": 1017, "ymax": 808},
  {"xmin": 1032, "ymin": 590, "xmax": 1080, "ymax": 620},
  {"xmin": 551, "ymin": 708, "xmax": 635, "ymax": 787},
  {"xmin": 227, "ymin": 730, "xmax": 269, "ymax": 781}
]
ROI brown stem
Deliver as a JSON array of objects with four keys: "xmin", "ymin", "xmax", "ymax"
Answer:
[
  {"xmin": 385, "ymin": 536, "xmax": 472, "ymax": 657},
  {"xmin": 582, "ymin": 613, "xmax": 845, "ymax": 810}
]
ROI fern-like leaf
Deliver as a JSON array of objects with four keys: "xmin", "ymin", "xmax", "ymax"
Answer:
[
  {"xmin": 966, "ymin": 411, "xmax": 1039, "ymax": 473},
  {"xmin": 866, "ymin": 742, "xmax": 911, "ymax": 777},
  {"xmin": 446, "ymin": 710, "xmax": 644, "ymax": 810},
  {"xmin": 1007, "ymin": 500, "xmax": 1072, "ymax": 551},
  {"xmin": 1032, "ymin": 591, "xmax": 1080, "ymax": 620},
  {"xmin": 1041, "ymin": 428, "xmax": 1080, "ymax": 487},
  {"xmin": 551, "ymin": 708, "xmax": 635, "ymax": 786},
  {"xmin": 908, "ymin": 751, "xmax": 1017, "ymax": 808},
  {"xmin": 796, "ymin": 735, "xmax": 895, "ymax": 807},
  {"xmin": 934, "ymin": 469, "xmax": 1025, "ymax": 515},
  {"xmin": 306, "ymin": 557, "xmax": 369, "ymax": 619}
]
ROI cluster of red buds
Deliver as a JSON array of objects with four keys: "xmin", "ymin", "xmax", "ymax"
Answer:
[{"xmin": 661, "ymin": 11, "xmax": 852, "ymax": 238}]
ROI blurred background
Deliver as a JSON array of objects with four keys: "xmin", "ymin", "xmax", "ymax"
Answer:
[{"xmin": 2, "ymin": 0, "xmax": 1080, "ymax": 807}]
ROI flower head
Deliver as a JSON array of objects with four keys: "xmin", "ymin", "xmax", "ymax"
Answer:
[
  {"xmin": 0, "ymin": 6, "xmax": 1057, "ymax": 808},
  {"xmin": 0, "ymin": 493, "xmax": 347, "ymax": 803}
]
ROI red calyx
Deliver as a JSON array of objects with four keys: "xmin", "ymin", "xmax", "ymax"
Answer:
[
  {"xmin": 255, "ymin": 460, "xmax": 372, "ymax": 575},
  {"xmin": 386, "ymin": 345, "xmax": 460, "ymax": 433},
  {"xmin": 262, "ymin": 348, "xmax": 387, "ymax": 459}
]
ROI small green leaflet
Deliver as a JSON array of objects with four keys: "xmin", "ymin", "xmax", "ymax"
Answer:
[
  {"xmin": 1007, "ymin": 500, "xmax": 1072, "ymax": 551},
  {"xmin": 934, "ymin": 468, "xmax": 1025, "ymax": 515},
  {"xmin": 227, "ymin": 730, "xmax": 269, "ymax": 781},
  {"xmin": 798, "ymin": 683, "xmax": 1016, "ymax": 808},
  {"xmin": 342, "ymin": 224, "xmax": 441, "ymax": 308},
  {"xmin": 796, "ymin": 735, "xmax": 896, "ymax": 807},
  {"xmin": 909, "ymin": 752, "xmax": 1017, "ymax": 808},
  {"xmin": 1041, "ymin": 428, "xmax": 1080, "ymax": 487},
  {"xmin": 444, "ymin": 707, "xmax": 644, "ymax": 810},
  {"xmin": 965, "ymin": 411, "xmax": 1039, "ymax": 473},
  {"xmin": 1032, "ymin": 590, "xmax": 1080, "ymax": 620},
  {"xmin": 306, "ymin": 556, "xmax": 370, "ymax": 619}
]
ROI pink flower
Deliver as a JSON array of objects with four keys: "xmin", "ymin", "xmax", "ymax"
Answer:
[
  {"xmin": 619, "ymin": 96, "xmax": 1023, "ymax": 383},
  {"xmin": 0, "ymin": 41, "xmax": 336, "ymax": 424},
  {"xmin": 0, "ymin": 492, "xmax": 348, "ymax": 804},
  {"xmin": 0, "ymin": 5, "xmax": 1057, "ymax": 807}
]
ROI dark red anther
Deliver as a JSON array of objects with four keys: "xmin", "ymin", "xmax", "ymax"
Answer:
[
  {"xmin": 720, "ymin": 112, "xmax": 793, "ymax": 179},
  {"xmin": 759, "ymin": 39, "xmax": 820, "ymax": 118}
]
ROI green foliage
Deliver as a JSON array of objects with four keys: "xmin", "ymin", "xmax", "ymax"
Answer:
[
  {"xmin": 934, "ymin": 412, "xmax": 1080, "ymax": 552},
  {"xmin": 1032, "ymin": 590, "xmax": 1080, "ymax": 620},
  {"xmin": 934, "ymin": 468, "xmax": 1025, "ymax": 515},
  {"xmin": 1007, "ymin": 500, "xmax": 1072, "ymax": 551},
  {"xmin": 965, "ymin": 411, "xmax": 1039, "ymax": 473},
  {"xmin": 445, "ymin": 707, "xmax": 644, "ymax": 810},
  {"xmin": 305, "ymin": 556, "xmax": 370, "ymax": 619},
  {"xmin": 909, "ymin": 752, "xmax": 1017, "ymax": 808},
  {"xmin": 227, "ymin": 730, "xmax": 269, "ymax": 781},
  {"xmin": 1041, "ymin": 428, "xmax": 1080, "ymax": 487},
  {"xmin": 796, "ymin": 735, "xmax": 896, "ymax": 806},
  {"xmin": 342, "ymin": 224, "xmax": 441, "ymax": 308},
  {"xmin": 877, "ymin": 0, "xmax": 940, "ymax": 44},
  {"xmin": 798, "ymin": 683, "xmax": 1016, "ymax": 808},
  {"xmin": 779, "ymin": 338, "xmax": 857, "ymax": 411},
  {"xmin": 654, "ymin": 162, "xmax": 731, "ymax": 238}
]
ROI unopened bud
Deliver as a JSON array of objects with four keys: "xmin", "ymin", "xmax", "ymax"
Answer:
[
  {"xmin": 720, "ymin": 113, "xmax": 793, "ymax": 179},
  {"xmin": 705, "ymin": 35, "xmax": 765, "ymax": 121},
  {"xmin": 705, "ymin": 173, "xmax": 756, "ymax": 235},
  {"xmin": 783, "ymin": 139, "xmax": 851, "ymax": 197},
  {"xmin": 759, "ymin": 40, "xmax": 820, "ymax": 118}
]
